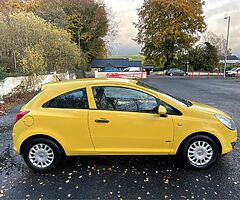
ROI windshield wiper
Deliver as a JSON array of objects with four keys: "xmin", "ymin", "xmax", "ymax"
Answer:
[{"xmin": 174, "ymin": 96, "xmax": 192, "ymax": 107}]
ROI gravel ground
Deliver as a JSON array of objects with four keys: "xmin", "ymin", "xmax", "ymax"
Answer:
[{"xmin": 0, "ymin": 77, "xmax": 239, "ymax": 199}]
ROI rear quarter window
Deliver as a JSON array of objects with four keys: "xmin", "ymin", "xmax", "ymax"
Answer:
[{"xmin": 42, "ymin": 88, "xmax": 88, "ymax": 109}]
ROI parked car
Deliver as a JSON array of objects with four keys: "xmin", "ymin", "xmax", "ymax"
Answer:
[
  {"xmin": 166, "ymin": 68, "xmax": 187, "ymax": 76},
  {"xmin": 123, "ymin": 67, "xmax": 141, "ymax": 72},
  {"xmin": 225, "ymin": 68, "xmax": 240, "ymax": 77},
  {"xmin": 100, "ymin": 67, "xmax": 120, "ymax": 72},
  {"xmin": 13, "ymin": 78, "xmax": 237, "ymax": 172}
]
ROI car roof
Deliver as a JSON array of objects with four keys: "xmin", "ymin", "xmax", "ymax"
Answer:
[
  {"xmin": 43, "ymin": 78, "xmax": 137, "ymax": 89},
  {"xmin": 170, "ymin": 68, "xmax": 180, "ymax": 70},
  {"xmin": 103, "ymin": 66, "xmax": 117, "ymax": 68},
  {"xmin": 229, "ymin": 68, "xmax": 240, "ymax": 71}
]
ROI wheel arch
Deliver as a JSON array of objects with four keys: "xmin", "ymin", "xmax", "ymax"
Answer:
[
  {"xmin": 176, "ymin": 132, "xmax": 222, "ymax": 155},
  {"xmin": 20, "ymin": 134, "xmax": 66, "ymax": 156}
]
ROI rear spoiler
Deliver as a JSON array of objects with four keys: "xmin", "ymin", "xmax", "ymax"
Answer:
[{"xmin": 41, "ymin": 84, "xmax": 48, "ymax": 91}]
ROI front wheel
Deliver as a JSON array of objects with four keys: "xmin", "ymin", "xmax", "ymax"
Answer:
[
  {"xmin": 180, "ymin": 135, "xmax": 220, "ymax": 169},
  {"xmin": 22, "ymin": 138, "xmax": 63, "ymax": 172}
]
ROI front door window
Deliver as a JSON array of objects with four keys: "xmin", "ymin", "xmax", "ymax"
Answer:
[{"xmin": 92, "ymin": 86, "xmax": 158, "ymax": 113}]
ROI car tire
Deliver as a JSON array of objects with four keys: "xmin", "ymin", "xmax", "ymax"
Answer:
[
  {"xmin": 170, "ymin": 73, "xmax": 173, "ymax": 76},
  {"xmin": 180, "ymin": 135, "xmax": 220, "ymax": 169},
  {"xmin": 22, "ymin": 138, "xmax": 63, "ymax": 173}
]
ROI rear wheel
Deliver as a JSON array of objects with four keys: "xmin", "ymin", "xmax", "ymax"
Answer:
[
  {"xmin": 22, "ymin": 138, "xmax": 63, "ymax": 172},
  {"xmin": 180, "ymin": 135, "xmax": 220, "ymax": 169}
]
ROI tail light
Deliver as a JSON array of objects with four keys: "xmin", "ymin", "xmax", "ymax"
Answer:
[{"xmin": 16, "ymin": 111, "xmax": 30, "ymax": 123}]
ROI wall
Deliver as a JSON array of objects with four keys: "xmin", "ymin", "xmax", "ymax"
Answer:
[
  {"xmin": 0, "ymin": 72, "xmax": 75, "ymax": 99},
  {"xmin": 95, "ymin": 71, "xmax": 147, "ymax": 79}
]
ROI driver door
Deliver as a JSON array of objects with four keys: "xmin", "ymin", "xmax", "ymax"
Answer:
[{"xmin": 88, "ymin": 85, "xmax": 174, "ymax": 154}]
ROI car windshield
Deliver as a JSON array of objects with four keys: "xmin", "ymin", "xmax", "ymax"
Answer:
[{"xmin": 137, "ymin": 81, "xmax": 193, "ymax": 107}]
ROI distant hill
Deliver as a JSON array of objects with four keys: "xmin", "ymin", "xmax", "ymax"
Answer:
[{"xmin": 107, "ymin": 55, "xmax": 145, "ymax": 62}]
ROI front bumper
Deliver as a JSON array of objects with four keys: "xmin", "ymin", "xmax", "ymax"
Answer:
[{"xmin": 221, "ymin": 126, "xmax": 238, "ymax": 155}]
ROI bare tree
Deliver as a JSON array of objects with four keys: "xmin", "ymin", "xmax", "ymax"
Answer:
[
  {"xmin": 202, "ymin": 31, "xmax": 231, "ymax": 57},
  {"xmin": 104, "ymin": 5, "xmax": 119, "ymax": 56}
]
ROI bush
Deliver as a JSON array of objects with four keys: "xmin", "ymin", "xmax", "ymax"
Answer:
[
  {"xmin": 153, "ymin": 67, "xmax": 164, "ymax": 72},
  {"xmin": 0, "ymin": 12, "xmax": 82, "ymax": 76},
  {"xmin": 0, "ymin": 68, "xmax": 5, "ymax": 80},
  {"xmin": 0, "ymin": 71, "xmax": 27, "ymax": 81}
]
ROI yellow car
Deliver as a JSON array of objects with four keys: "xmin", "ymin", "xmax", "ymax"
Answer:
[{"xmin": 13, "ymin": 78, "xmax": 237, "ymax": 172}]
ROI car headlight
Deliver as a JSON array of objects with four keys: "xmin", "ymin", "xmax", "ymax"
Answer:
[{"xmin": 215, "ymin": 114, "xmax": 236, "ymax": 130}]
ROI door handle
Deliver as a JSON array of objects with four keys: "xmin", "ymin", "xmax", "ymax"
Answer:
[{"xmin": 95, "ymin": 119, "xmax": 110, "ymax": 123}]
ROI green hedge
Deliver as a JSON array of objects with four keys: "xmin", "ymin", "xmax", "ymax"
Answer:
[{"xmin": 0, "ymin": 71, "xmax": 25, "ymax": 81}]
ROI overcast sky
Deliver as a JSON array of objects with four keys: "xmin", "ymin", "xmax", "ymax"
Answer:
[{"xmin": 104, "ymin": 0, "xmax": 240, "ymax": 56}]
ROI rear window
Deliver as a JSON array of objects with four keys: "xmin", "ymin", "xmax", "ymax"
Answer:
[{"xmin": 42, "ymin": 88, "xmax": 88, "ymax": 109}]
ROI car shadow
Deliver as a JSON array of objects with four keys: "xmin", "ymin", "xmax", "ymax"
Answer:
[
  {"xmin": 4, "ymin": 154, "xmax": 235, "ymax": 200},
  {"xmin": 47, "ymin": 154, "xmax": 229, "ymax": 176}
]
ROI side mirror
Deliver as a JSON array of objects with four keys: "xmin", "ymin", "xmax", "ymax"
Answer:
[{"xmin": 158, "ymin": 105, "xmax": 167, "ymax": 117}]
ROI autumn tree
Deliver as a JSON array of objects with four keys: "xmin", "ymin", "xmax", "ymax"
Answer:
[
  {"xmin": 0, "ymin": 12, "xmax": 82, "ymax": 75},
  {"xmin": 33, "ymin": 0, "xmax": 117, "ymax": 61},
  {"xmin": 0, "ymin": 0, "xmax": 40, "ymax": 14},
  {"xmin": 188, "ymin": 42, "xmax": 219, "ymax": 72},
  {"xmin": 0, "ymin": 0, "xmax": 116, "ymax": 65},
  {"xmin": 63, "ymin": 0, "xmax": 110, "ymax": 61},
  {"xmin": 34, "ymin": 0, "xmax": 68, "ymax": 29},
  {"xmin": 135, "ymin": 0, "xmax": 206, "ymax": 69},
  {"xmin": 20, "ymin": 46, "xmax": 46, "ymax": 75}
]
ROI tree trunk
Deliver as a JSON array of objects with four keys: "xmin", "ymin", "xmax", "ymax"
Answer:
[
  {"xmin": 164, "ymin": 41, "xmax": 175, "ymax": 70},
  {"xmin": 164, "ymin": 53, "xmax": 174, "ymax": 70},
  {"xmin": 13, "ymin": 51, "xmax": 17, "ymax": 72}
]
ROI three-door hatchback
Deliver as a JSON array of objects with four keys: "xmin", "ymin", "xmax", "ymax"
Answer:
[{"xmin": 13, "ymin": 78, "xmax": 237, "ymax": 172}]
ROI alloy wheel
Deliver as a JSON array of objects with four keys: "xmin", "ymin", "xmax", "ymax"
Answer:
[
  {"xmin": 29, "ymin": 143, "xmax": 55, "ymax": 168},
  {"xmin": 187, "ymin": 141, "xmax": 213, "ymax": 166}
]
